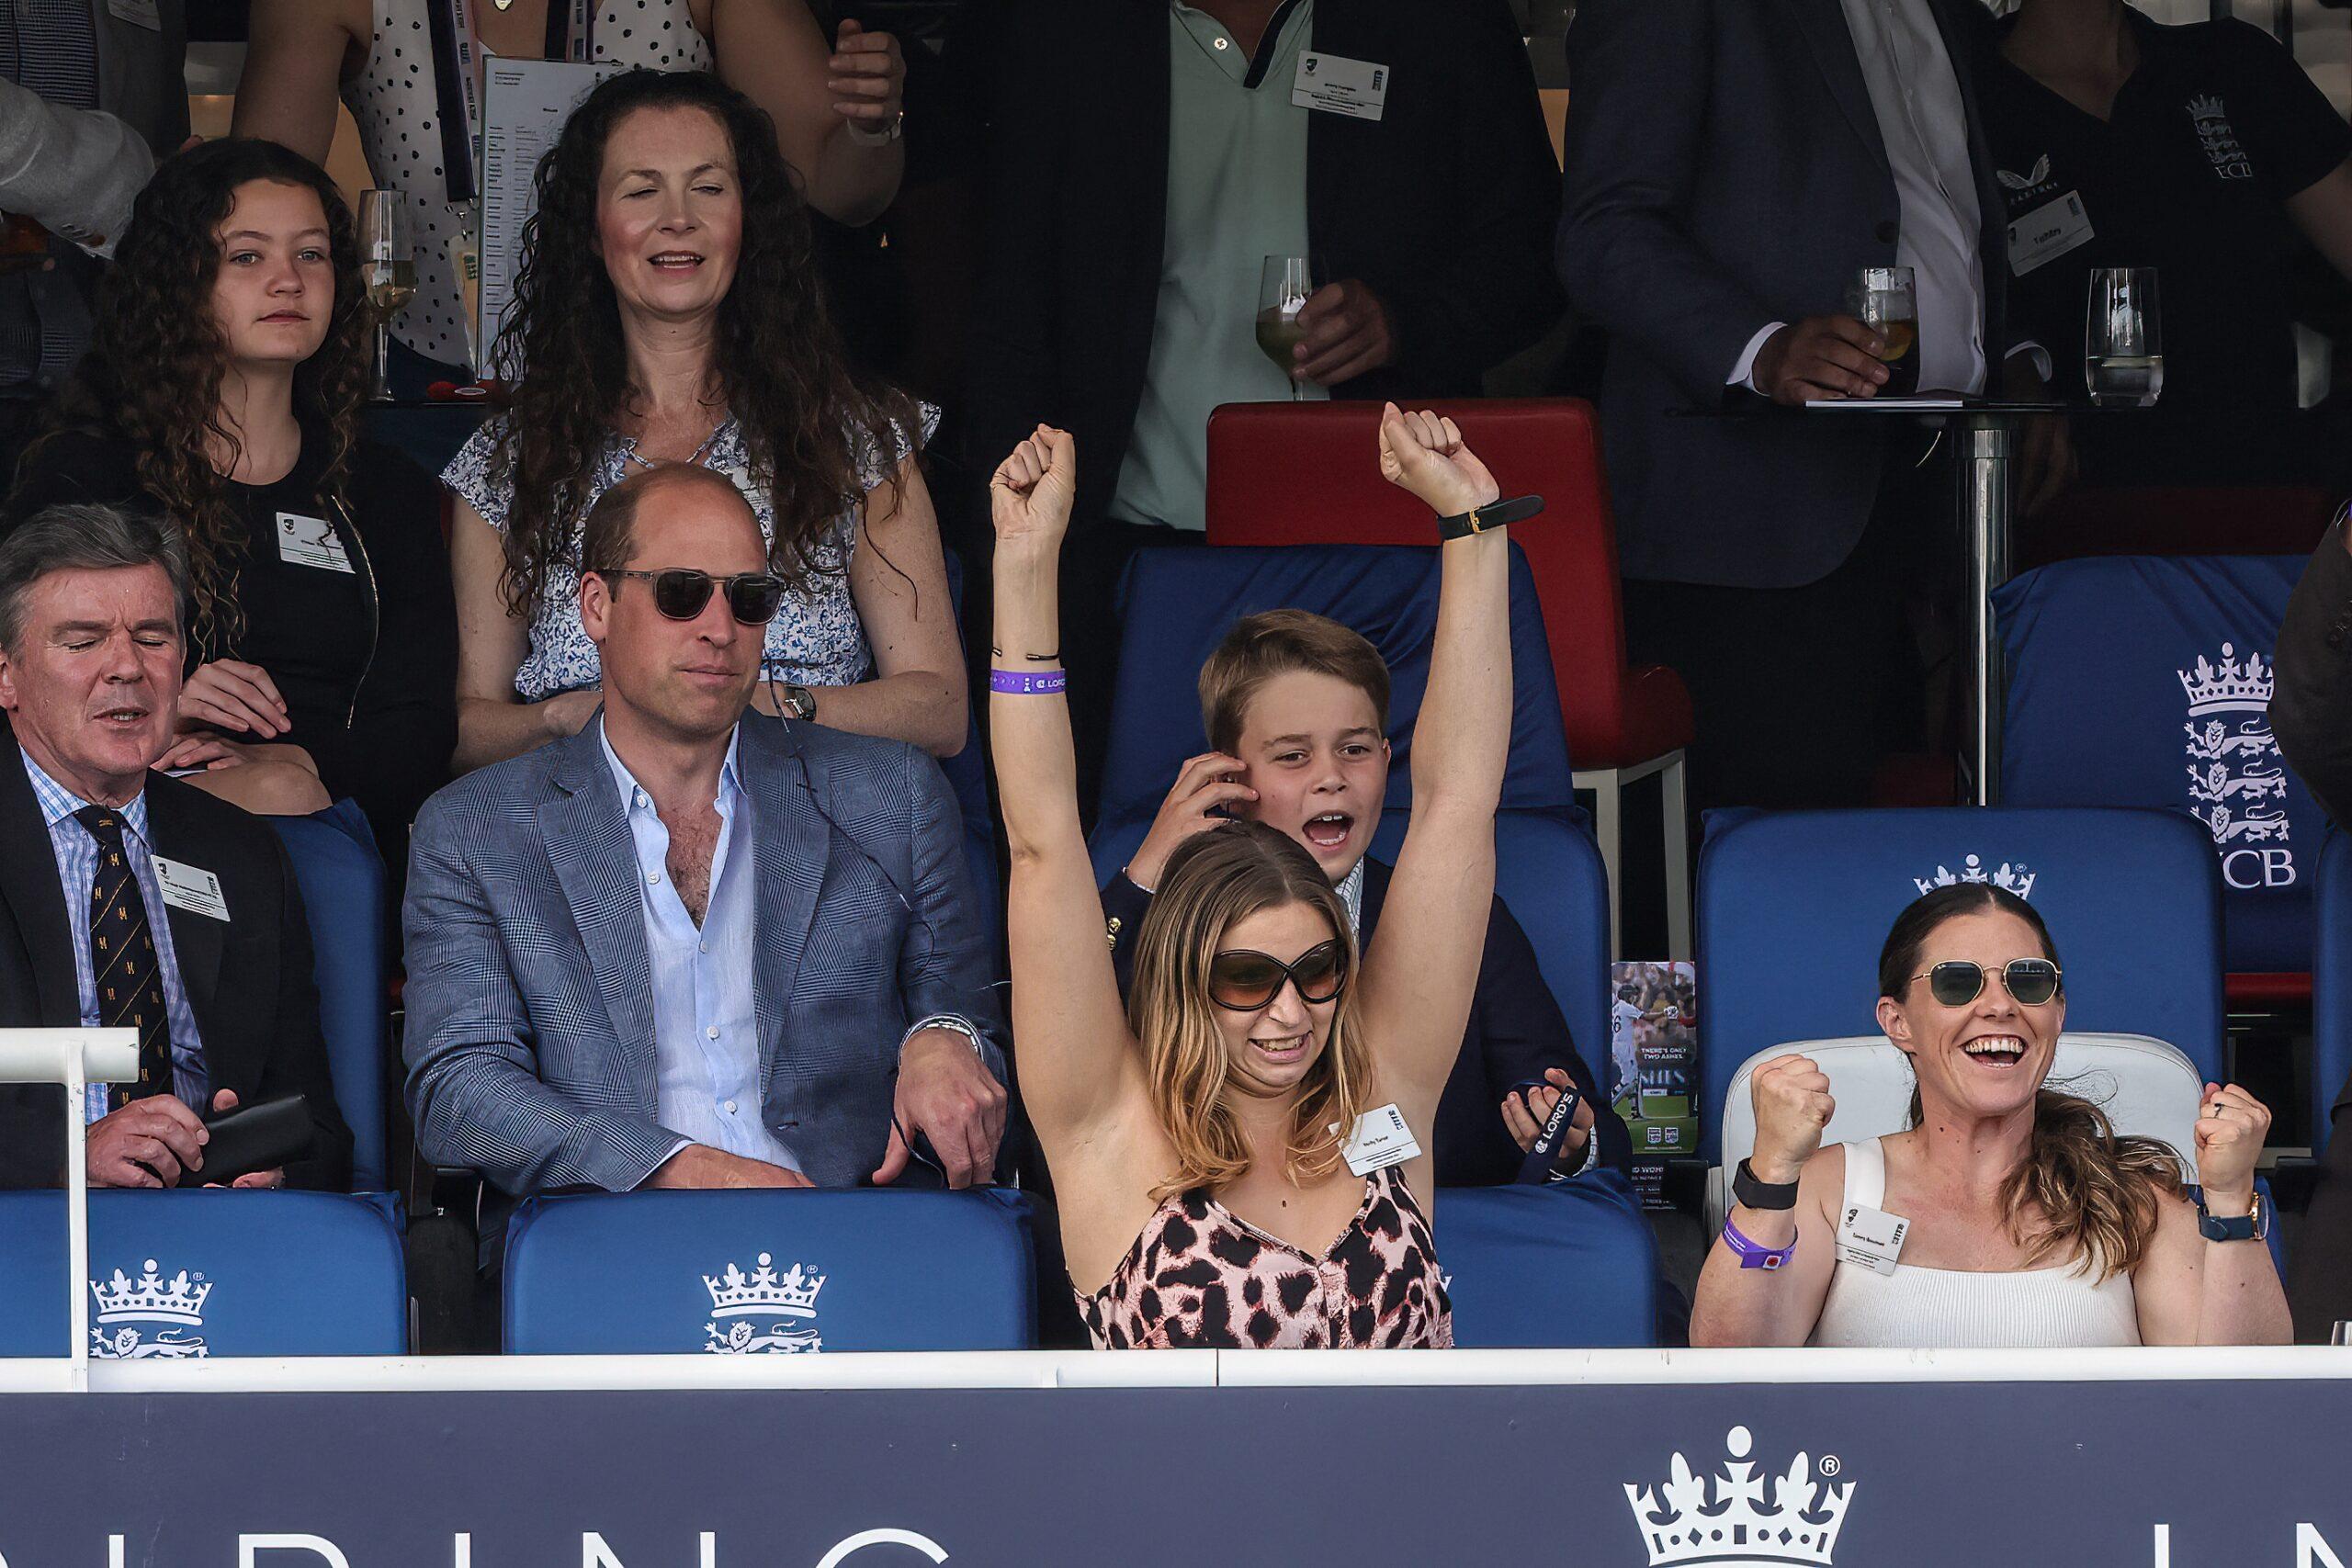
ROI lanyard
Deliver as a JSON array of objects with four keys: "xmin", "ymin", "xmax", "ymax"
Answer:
[{"xmin": 1510, "ymin": 1077, "xmax": 1584, "ymax": 1186}]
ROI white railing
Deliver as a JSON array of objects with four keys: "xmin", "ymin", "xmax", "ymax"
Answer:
[{"xmin": 0, "ymin": 1029, "xmax": 139, "ymax": 1390}]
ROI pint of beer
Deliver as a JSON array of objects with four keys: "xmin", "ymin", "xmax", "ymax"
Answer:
[{"xmin": 1846, "ymin": 265, "xmax": 1918, "ymax": 396}]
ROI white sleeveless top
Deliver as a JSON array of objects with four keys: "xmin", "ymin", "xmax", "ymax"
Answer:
[
  {"xmin": 344, "ymin": 0, "xmax": 714, "ymax": 367},
  {"xmin": 1809, "ymin": 1138, "xmax": 2143, "ymax": 1348}
]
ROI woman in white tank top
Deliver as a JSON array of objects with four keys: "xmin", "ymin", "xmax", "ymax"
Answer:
[
  {"xmin": 1690, "ymin": 885, "xmax": 2291, "ymax": 1349},
  {"xmin": 232, "ymin": 0, "xmax": 909, "ymax": 372}
]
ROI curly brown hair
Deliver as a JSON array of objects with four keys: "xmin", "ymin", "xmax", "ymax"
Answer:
[
  {"xmin": 41, "ymin": 138, "xmax": 366, "ymax": 654},
  {"xmin": 488, "ymin": 69, "xmax": 922, "ymax": 617}
]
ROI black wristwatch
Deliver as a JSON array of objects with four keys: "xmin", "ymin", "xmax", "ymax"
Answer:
[
  {"xmin": 1733, "ymin": 1156, "xmax": 1800, "ymax": 1212},
  {"xmin": 2196, "ymin": 1190, "xmax": 2267, "ymax": 1243},
  {"xmin": 1435, "ymin": 493, "xmax": 1544, "ymax": 541},
  {"xmin": 779, "ymin": 682, "xmax": 817, "ymax": 722}
]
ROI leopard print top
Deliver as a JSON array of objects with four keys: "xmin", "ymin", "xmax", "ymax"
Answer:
[{"xmin": 1078, "ymin": 1167, "xmax": 1453, "ymax": 1349}]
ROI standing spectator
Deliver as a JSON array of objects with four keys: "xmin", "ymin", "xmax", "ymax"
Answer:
[
  {"xmin": 438, "ymin": 70, "xmax": 963, "ymax": 773},
  {"xmin": 965, "ymin": 0, "xmax": 1563, "ymax": 812},
  {"xmin": 0, "ymin": 0, "xmax": 187, "ymax": 481},
  {"xmin": 6, "ymin": 141, "xmax": 456, "ymax": 861},
  {"xmin": 1980, "ymin": 0, "xmax": 2352, "ymax": 486},
  {"xmin": 0, "ymin": 502, "xmax": 352, "ymax": 1192},
  {"xmin": 232, "ymin": 0, "xmax": 908, "ymax": 389},
  {"xmin": 1558, "ymin": 0, "xmax": 2056, "ymax": 815}
]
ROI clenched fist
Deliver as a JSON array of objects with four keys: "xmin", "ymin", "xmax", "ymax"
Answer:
[
  {"xmin": 1748, "ymin": 1053, "xmax": 1835, "ymax": 1186},
  {"xmin": 1377, "ymin": 403, "xmax": 1498, "ymax": 520},
  {"xmin": 990, "ymin": 424, "xmax": 1077, "ymax": 551},
  {"xmin": 2192, "ymin": 1081, "xmax": 2270, "ymax": 1209}
]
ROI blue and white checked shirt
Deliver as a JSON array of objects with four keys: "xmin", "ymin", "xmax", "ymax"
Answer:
[
  {"xmin": 600, "ymin": 726, "xmax": 803, "ymax": 1178},
  {"xmin": 18, "ymin": 747, "xmax": 209, "ymax": 1122}
]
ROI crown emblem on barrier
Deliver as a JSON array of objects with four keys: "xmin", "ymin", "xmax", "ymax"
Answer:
[
  {"xmin": 1623, "ymin": 1426, "xmax": 1854, "ymax": 1568},
  {"xmin": 2177, "ymin": 643, "xmax": 2273, "ymax": 716},
  {"xmin": 1913, "ymin": 853, "xmax": 2035, "ymax": 899},
  {"xmin": 92, "ymin": 1259, "xmax": 212, "ymax": 1325},
  {"xmin": 702, "ymin": 1253, "xmax": 825, "ymax": 1319}
]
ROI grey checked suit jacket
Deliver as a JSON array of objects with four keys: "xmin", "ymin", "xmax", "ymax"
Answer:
[{"xmin": 401, "ymin": 715, "xmax": 1006, "ymax": 1218}]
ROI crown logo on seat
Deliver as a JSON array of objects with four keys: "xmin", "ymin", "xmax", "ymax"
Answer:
[
  {"xmin": 91, "ymin": 1258, "xmax": 212, "ymax": 1325},
  {"xmin": 2188, "ymin": 94, "xmax": 2227, "ymax": 125},
  {"xmin": 702, "ymin": 1253, "xmax": 825, "ymax": 1319},
  {"xmin": 1623, "ymin": 1426, "xmax": 1854, "ymax": 1568},
  {"xmin": 1913, "ymin": 853, "xmax": 2035, "ymax": 899},
  {"xmin": 2177, "ymin": 643, "xmax": 2272, "ymax": 716}
]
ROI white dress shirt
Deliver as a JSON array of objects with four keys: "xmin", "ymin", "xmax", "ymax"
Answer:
[{"xmin": 1730, "ymin": 0, "xmax": 1989, "ymax": 395}]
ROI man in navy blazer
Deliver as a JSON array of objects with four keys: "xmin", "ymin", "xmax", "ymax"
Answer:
[
  {"xmin": 1557, "ymin": 0, "xmax": 2061, "ymax": 815},
  {"xmin": 402, "ymin": 465, "xmax": 1007, "ymax": 1250}
]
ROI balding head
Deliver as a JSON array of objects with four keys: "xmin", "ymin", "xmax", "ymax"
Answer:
[{"xmin": 580, "ymin": 461, "xmax": 761, "ymax": 580}]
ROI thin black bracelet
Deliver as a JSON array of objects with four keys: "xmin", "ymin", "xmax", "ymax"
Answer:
[
  {"xmin": 1435, "ymin": 493, "xmax": 1544, "ymax": 541},
  {"xmin": 989, "ymin": 645, "xmax": 1060, "ymax": 660}
]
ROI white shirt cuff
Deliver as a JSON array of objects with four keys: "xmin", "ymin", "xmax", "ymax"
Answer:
[
  {"xmin": 1730, "ymin": 322, "xmax": 1786, "ymax": 390},
  {"xmin": 636, "ymin": 1136, "xmax": 696, "ymax": 1190}
]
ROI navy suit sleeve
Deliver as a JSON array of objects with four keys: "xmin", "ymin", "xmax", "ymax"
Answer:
[
  {"xmin": 1556, "ymin": 0, "xmax": 1779, "ymax": 403},
  {"xmin": 1475, "ymin": 897, "xmax": 1634, "ymax": 1179},
  {"xmin": 2273, "ymin": 518, "xmax": 2352, "ymax": 829},
  {"xmin": 1100, "ymin": 870, "xmax": 1153, "ymax": 999},
  {"xmin": 899, "ymin": 746, "xmax": 1009, "ymax": 1084}
]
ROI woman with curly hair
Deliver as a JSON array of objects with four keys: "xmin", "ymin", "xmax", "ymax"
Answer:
[
  {"xmin": 441, "ymin": 69, "xmax": 961, "ymax": 771},
  {"xmin": 6, "ymin": 139, "xmax": 457, "ymax": 853}
]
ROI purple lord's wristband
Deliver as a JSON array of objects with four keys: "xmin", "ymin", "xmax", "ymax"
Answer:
[
  {"xmin": 990, "ymin": 667, "xmax": 1068, "ymax": 696},
  {"xmin": 1722, "ymin": 1213, "xmax": 1797, "ymax": 1272}
]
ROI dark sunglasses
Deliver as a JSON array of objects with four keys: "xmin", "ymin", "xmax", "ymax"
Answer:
[
  {"xmin": 1908, "ymin": 958, "xmax": 2064, "ymax": 1008},
  {"xmin": 1207, "ymin": 940, "xmax": 1349, "ymax": 1011},
  {"xmin": 602, "ymin": 568, "xmax": 786, "ymax": 626}
]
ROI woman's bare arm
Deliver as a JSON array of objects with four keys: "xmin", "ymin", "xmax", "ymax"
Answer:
[{"xmin": 449, "ymin": 501, "xmax": 599, "ymax": 773}]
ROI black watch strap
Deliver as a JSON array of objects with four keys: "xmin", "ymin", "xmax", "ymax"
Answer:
[
  {"xmin": 1436, "ymin": 493, "xmax": 1544, "ymax": 541},
  {"xmin": 1733, "ymin": 1156, "xmax": 1801, "ymax": 1212}
]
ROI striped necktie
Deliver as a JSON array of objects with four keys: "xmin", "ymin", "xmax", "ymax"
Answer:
[{"xmin": 74, "ymin": 807, "xmax": 172, "ymax": 1110}]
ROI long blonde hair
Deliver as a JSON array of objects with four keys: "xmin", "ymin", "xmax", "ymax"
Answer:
[
  {"xmin": 1883, "ymin": 885, "xmax": 2184, "ymax": 1280},
  {"xmin": 1129, "ymin": 822, "xmax": 1375, "ymax": 1201}
]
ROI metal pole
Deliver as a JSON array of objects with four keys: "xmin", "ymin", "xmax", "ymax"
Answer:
[
  {"xmin": 66, "ymin": 1047, "xmax": 88, "ymax": 1392},
  {"xmin": 1964, "ymin": 415, "xmax": 2014, "ymax": 807}
]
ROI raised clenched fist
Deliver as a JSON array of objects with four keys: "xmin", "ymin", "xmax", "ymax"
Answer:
[
  {"xmin": 1748, "ymin": 1053, "xmax": 1835, "ymax": 1186},
  {"xmin": 2192, "ymin": 1081, "xmax": 2271, "ymax": 1208}
]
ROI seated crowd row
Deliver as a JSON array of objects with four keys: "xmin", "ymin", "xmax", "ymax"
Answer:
[{"xmin": 0, "ymin": 65, "xmax": 2307, "ymax": 1352}]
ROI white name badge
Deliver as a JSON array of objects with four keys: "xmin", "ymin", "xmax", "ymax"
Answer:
[
  {"xmin": 1336, "ymin": 1102, "xmax": 1422, "ymax": 1177},
  {"xmin": 107, "ymin": 0, "xmax": 163, "ymax": 28},
  {"xmin": 276, "ymin": 512, "xmax": 356, "ymax": 574},
  {"xmin": 1835, "ymin": 1202, "xmax": 1911, "ymax": 1278},
  {"xmin": 2007, "ymin": 190, "xmax": 2096, "ymax": 277},
  {"xmin": 1294, "ymin": 52, "xmax": 1391, "ymax": 121},
  {"xmin": 151, "ymin": 857, "xmax": 230, "ymax": 922}
]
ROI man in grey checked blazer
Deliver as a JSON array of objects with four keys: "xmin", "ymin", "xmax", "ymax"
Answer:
[{"xmin": 402, "ymin": 465, "xmax": 1006, "ymax": 1251}]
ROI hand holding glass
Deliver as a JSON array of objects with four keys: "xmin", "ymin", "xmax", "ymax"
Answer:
[
  {"xmin": 1257, "ymin": 255, "xmax": 1313, "ymax": 401},
  {"xmin": 1844, "ymin": 265, "xmax": 1918, "ymax": 395}
]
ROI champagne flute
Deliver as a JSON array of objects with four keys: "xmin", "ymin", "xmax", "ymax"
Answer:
[
  {"xmin": 1256, "ymin": 254, "xmax": 1313, "ymax": 401},
  {"xmin": 2086, "ymin": 267, "xmax": 2164, "ymax": 408},
  {"xmin": 1845, "ymin": 265, "xmax": 1918, "ymax": 396},
  {"xmin": 357, "ymin": 190, "xmax": 414, "ymax": 403}
]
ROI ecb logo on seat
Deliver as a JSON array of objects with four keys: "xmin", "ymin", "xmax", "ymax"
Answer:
[
  {"xmin": 2178, "ymin": 643, "xmax": 2294, "ymax": 890},
  {"xmin": 701, "ymin": 1252, "xmax": 826, "ymax": 1354},
  {"xmin": 1913, "ymin": 854, "xmax": 2035, "ymax": 899},
  {"xmin": 1623, "ymin": 1425, "xmax": 1855, "ymax": 1567},
  {"xmin": 88, "ymin": 1258, "xmax": 211, "ymax": 1359}
]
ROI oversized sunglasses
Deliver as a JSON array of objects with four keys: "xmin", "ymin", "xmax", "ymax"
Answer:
[
  {"xmin": 602, "ymin": 568, "xmax": 786, "ymax": 626},
  {"xmin": 1207, "ymin": 940, "xmax": 1349, "ymax": 1011},
  {"xmin": 1908, "ymin": 958, "xmax": 2063, "ymax": 1008}
]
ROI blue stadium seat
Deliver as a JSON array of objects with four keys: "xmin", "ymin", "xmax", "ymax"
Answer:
[
  {"xmin": 1439, "ymin": 1184, "xmax": 1658, "ymax": 1348},
  {"xmin": 0, "ymin": 1190, "xmax": 407, "ymax": 1358},
  {"xmin": 270, "ymin": 801, "xmax": 391, "ymax": 1192},
  {"xmin": 503, "ymin": 1189, "xmax": 1038, "ymax": 1353},
  {"xmin": 1696, "ymin": 807, "xmax": 2226, "ymax": 1164},
  {"xmin": 1996, "ymin": 556, "xmax": 2316, "ymax": 974},
  {"xmin": 1092, "ymin": 545, "xmax": 1612, "ymax": 1090},
  {"xmin": 2312, "ymin": 833, "xmax": 2352, "ymax": 1157}
]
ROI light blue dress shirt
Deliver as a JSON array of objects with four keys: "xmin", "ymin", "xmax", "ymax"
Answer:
[
  {"xmin": 17, "ymin": 747, "xmax": 209, "ymax": 1123},
  {"xmin": 599, "ymin": 726, "xmax": 804, "ymax": 1178}
]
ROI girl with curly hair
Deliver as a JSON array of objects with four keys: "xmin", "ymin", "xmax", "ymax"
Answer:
[
  {"xmin": 441, "ymin": 69, "xmax": 962, "ymax": 771},
  {"xmin": 6, "ymin": 139, "xmax": 457, "ymax": 857}
]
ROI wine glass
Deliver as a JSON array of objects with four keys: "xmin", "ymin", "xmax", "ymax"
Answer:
[
  {"xmin": 2086, "ymin": 267, "xmax": 2163, "ymax": 408},
  {"xmin": 357, "ymin": 190, "xmax": 414, "ymax": 403},
  {"xmin": 1256, "ymin": 254, "xmax": 1314, "ymax": 401}
]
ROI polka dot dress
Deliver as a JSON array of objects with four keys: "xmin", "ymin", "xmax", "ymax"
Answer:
[{"xmin": 344, "ymin": 0, "xmax": 714, "ymax": 369}]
